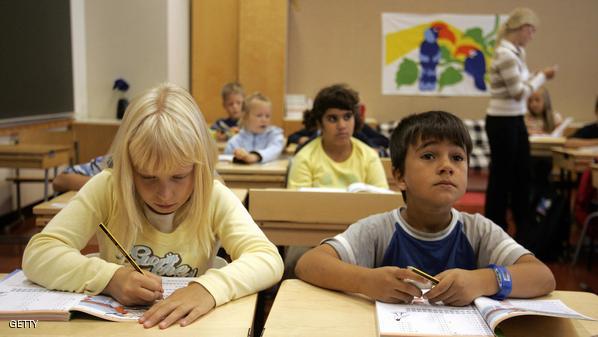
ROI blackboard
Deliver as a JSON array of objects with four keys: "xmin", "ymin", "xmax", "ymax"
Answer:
[{"xmin": 0, "ymin": 0, "xmax": 74, "ymax": 124}]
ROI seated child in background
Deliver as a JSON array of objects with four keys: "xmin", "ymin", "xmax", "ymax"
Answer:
[
  {"xmin": 525, "ymin": 87, "xmax": 562, "ymax": 199},
  {"xmin": 295, "ymin": 110, "xmax": 555, "ymax": 306},
  {"xmin": 225, "ymin": 92, "xmax": 285, "ymax": 163},
  {"xmin": 525, "ymin": 87, "xmax": 562, "ymax": 135},
  {"xmin": 23, "ymin": 83, "xmax": 283, "ymax": 329},
  {"xmin": 565, "ymin": 96, "xmax": 598, "ymax": 148},
  {"xmin": 287, "ymin": 84, "xmax": 388, "ymax": 189},
  {"xmin": 211, "ymin": 82, "xmax": 244, "ymax": 141},
  {"xmin": 52, "ymin": 155, "xmax": 111, "ymax": 192},
  {"xmin": 287, "ymin": 109, "xmax": 318, "ymax": 147}
]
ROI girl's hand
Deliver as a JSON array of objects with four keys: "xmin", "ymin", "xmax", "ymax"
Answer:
[
  {"xmin": 103, "ymin": 267, "xmax": 163, "ymax": 306},
  {"xmin": 139, "ymin": 282, "xmax": 216, "ymax": 329},
  {"xmin": 543, "ymin": 65, "xmax": 558, "ymax": 80}
]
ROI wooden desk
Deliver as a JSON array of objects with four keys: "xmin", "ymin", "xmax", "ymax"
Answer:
[
  {"xmin": 32, "ymin": 188, "xmax": 249, "ymax": 227},
  {"xmin": 249, "ymin": 189, "xmax": 403, "ymax": 246},
  {"xmin": 552, "ymin": 147, "xmax": 598, "ymax": 175},
  {"xmin": 33, "ymin": 191, "xmax": 78, "ymax": 226},
  {"xmin": 0, "ymin": 272, "xmax": 257, "ymax": 337},
  {"xmin": 263, "ymin": 279, "xmax": 598, "ymax": 337},
  {"xmin": 0, "ymin": 144, "xmax": 72, "ymax": 216},
  {"xmin": 216, "ymin": 159, "xmax": 288, "ymax": 189},
  {"xmin": 530, "ymin": 136, "xmax": 566, "ymax": 157}
]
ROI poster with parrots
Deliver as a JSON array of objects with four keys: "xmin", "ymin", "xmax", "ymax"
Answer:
[{"xmin": 382, "ymin": 13, "xmax": 506, "ymax": 96}]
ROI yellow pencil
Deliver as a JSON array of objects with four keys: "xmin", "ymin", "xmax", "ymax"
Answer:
[
  {"xmin": 98, "ymin": 223, "xmax": 143, "ymax": 274},
  {"xmin": 407, "ymin": 266, "xmax": 440, "ymax": 285}
]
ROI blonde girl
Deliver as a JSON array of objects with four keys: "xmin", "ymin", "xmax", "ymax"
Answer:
[{"xmin": 23, "ymin": 83, "xmax": 283, "ymax": 329}]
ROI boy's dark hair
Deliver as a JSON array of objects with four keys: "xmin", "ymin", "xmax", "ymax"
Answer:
[
  {"xmin": 302, "ymin": 109, "xmax": 317, "ymax": 131},
  {"xmin": 311, "ymin": 84, "xmax": 363, "ymax": 131},
  {"xmin": 390, "ymin": 111, "xmax": 472, "ymax": 177},
  {"xmin": 221, "ymin": 82, "xmax": 244, "ymax": 101}
]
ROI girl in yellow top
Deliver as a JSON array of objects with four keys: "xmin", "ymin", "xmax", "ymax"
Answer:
[
  {"xmin": 22, "ymin": 83, "xmax": 283, "ymax": 329},
  {"xmin": 287, "ymin": 84, "xmax": 388, "ymax": 189}
]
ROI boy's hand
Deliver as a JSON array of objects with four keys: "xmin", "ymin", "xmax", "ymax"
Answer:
[
  {"xmin": 103, "ymin": 267, "xmax": 163, "ymax": 306},
  {"xmin": 233, "ymin": 148, "xmax": 260, "ymax": 163},
  {"xmin": 215, "ymin": 131, "xmax": 228, "ymax": 141},
  {"xmin": 361, "ymin": 267, "xmax": 425, "ymax": 303},
  {"xmin": 139, "ymin": 282, "xmax": 216, "ymax": 329},
  {"xmin": 424, "ymin": 268, "xmax": 496, "ymax": 306}
]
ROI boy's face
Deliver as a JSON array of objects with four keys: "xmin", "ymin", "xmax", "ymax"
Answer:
[
  {"xmin": 395, "ymin": 138, "xmax": 467, "ymax": 210},
  {"xmin": 245, "ymin": 102, "xmax": 272, "ymax": 134},
  {"xmin": 320, "ymin": 108, "xmax": 355, "ymax": 147},
  {"xmin": 223, "ymin": 93, "xmax": 243, "ymax": 120}
]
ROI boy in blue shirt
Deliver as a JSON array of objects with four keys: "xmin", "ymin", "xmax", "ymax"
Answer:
[{"xmin": 295, "ymin": 110, "xmax": 555, "ymax": 305}]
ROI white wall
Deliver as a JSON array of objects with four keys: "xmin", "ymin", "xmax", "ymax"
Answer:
[{"xmin": 74, "ymin": 0, "xmax": 189, "ymax": 120}]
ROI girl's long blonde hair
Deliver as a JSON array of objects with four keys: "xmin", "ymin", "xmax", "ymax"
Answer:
[
  {"xmin": 528, "ymin": 87, "xmax": 555, "ymax": 132},
  {"xmin": 497, "ymin": 7, "xmax": 540, "ymax": 43},
  {"xmin": 108, "ymin": 83, "xmax": 217, "ymax": 255}
]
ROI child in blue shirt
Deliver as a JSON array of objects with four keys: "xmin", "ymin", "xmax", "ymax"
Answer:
[
  {"xmin": 225, "ymin": 93, "xmax": 285, "ymax": 163},
  {"xmin": 295, "ymin": 110, "xmax": 555, "ymax": 305}
]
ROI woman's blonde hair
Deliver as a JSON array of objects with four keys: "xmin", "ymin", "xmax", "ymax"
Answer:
[
  {"xmin": 497, "ymin": 7, "xmax": 540, "ymax": 42},
  {"xmin": 108, "ymin": 83, "xmax": 217, "ymax": 255}
]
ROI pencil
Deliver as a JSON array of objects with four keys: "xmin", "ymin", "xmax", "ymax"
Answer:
[
  {"xmin": 98, "ymin": 223, "xmax": 143, "ymax": 274},
  {"xmin": 407, "ymin": 266, "xmax": 440, "ymax": 285}
]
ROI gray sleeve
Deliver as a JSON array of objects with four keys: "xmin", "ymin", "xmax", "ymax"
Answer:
[
  {"xmin": 461, "ymin": 212, "xmax": 531, "ymax": 267},
  {"xmin": 323, "ymin": 210, "xmax": 397, "ymax": 268}
]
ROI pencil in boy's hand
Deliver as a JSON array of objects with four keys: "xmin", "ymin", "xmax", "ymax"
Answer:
[
  {"xmin": 407, "ymin": 266, "xmax": 440, "ymax": 285},
  {"xmin": 98, "ymin": 223, "xmax": 143, "ymax": 274}
]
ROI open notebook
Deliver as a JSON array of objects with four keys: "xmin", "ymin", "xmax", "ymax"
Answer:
[
  {"xmin": 0, "ymin": 270, "xmax": 195, "ymax": 322},
  {"xmin": 376, "ymin": 295, "xmax": 595, "ymax": 337}
]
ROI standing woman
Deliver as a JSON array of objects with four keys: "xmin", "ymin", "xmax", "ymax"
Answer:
[{"xmin": 485, "ymin": 8, "xmax": 557, "ymax": 232}]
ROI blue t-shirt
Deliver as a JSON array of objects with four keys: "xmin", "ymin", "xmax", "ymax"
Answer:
[{"xmin": 325, "ymin": 208, "xmax": 529, "ymax": 272}]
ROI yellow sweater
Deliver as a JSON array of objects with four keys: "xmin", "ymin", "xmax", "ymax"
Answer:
[
  {"xmin": 287, "ymin": 137, "xmax": 389, "ymax": 189},
  {"xmin": 22, "ymin": 170, "xmax": 283, "ymax": 306}
]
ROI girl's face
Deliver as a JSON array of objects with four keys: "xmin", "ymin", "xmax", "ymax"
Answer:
[
  {"xmin": 223, "ymin": 93, "xmax": 243, "ymax": 120},
  {"xmin": 133, "ymin": 165, "xmax": 194, "ymax": 215},
  {"xmin": 528, "ymin": 91, "xmax": 545, "ymax": 115},
  {"xmin": 245, "ymin": 102, "xmax": 272, "ymax": 134},
  {"xmin": 320, "ymin": 108, "xmax": 355, "ymax": 147}
]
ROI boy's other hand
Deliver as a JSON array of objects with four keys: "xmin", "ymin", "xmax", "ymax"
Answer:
[
  {"xmin": 139, "ymin": 282, "xmax": 216, "ymax": 329},
  {"xmin": 361, "ymin": 267, "xmax": 425, "ymax": 304},
  {"xmin": 103, "ymin": 267, "xmax": 163, "ymax": 306},
  {"xmin": 424, "ymin": 268, "xmax": 495, "ymax": 306},
  {"xmin": 215, "ymin": 131, "xmax": 228, "ymax": 142}
]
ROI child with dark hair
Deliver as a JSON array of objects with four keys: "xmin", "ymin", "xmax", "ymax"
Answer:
[
  {"xmin": 287, "ymin": 84, "xmax": 387, "ymax": 188},
  {"xmin": 296, "ymin": 110, "xmax": 554, "ymax": 306},
  {"xmin": 565, "ymin": 96, "xmax": 598, "ymax": 148}
]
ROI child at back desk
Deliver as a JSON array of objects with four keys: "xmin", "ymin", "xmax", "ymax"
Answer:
[
  {"xmin": 225, "ymin": 92, "xmax": 285, "ymax": 163},
  {"xmin": 295, "ymin": 110, "xmax": 555, "ymax": 305},
  {"xmin": 211, "ymin": 82, "xmax": 244, "ymax": 141},
  {"xmin": 23, "ymin": 83, "xmax": 283, "ymax": 329},
  {"xmin": 565, "ymin": 96, "xmax": 598, "ymax": 148}
]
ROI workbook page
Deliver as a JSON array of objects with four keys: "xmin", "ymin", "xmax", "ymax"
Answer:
[{"xmin": 376, "ymin": 301, "xmax": 493, "ymax": 336}]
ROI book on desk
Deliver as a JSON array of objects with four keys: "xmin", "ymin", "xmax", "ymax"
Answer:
[
  {"xmin": 0, "ymin": 270, "xmax": 193, "ymax": 322},
  {"xmin": 376, "ymin": 294, "xmax": 595, "ymax": 337}
]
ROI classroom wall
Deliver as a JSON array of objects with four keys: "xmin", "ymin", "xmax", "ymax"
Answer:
[
  {"xmin": 287, "ymin": 0, "xmax": 598, "ymax": 123},
  {"xmin": 74, "ymin": 0, "xmax": 189, "ymax": 120}
]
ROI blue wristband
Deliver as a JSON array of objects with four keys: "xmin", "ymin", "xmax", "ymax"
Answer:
[{"xmin": 488, "ymin": 264, "xmax": 512, "ymax": 300}]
